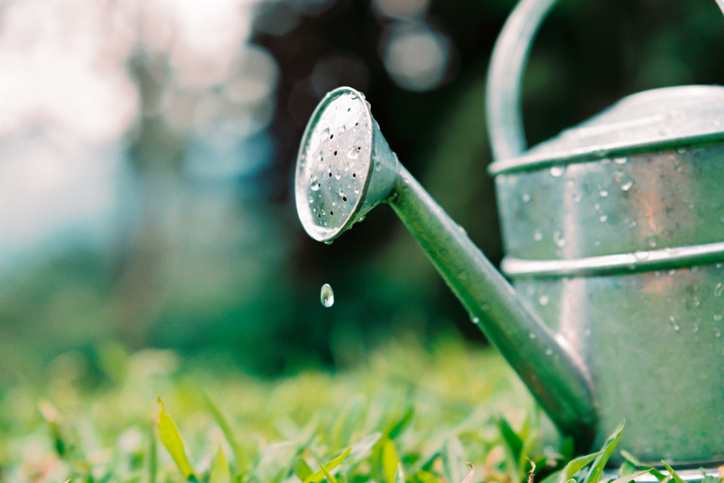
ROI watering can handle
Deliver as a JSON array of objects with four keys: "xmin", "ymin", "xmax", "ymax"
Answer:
[{"xmin": 485, "ymin": 0, "xmax": 724, "ymax": 161}]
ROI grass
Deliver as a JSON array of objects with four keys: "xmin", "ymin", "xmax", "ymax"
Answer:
[{"xmin": 0, "ymin": 334, "xmax": 720, "ymax": 483}]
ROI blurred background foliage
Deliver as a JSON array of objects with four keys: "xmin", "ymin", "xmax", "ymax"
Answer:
[{"xmin": 1, "ymin": 0, "xmax": 724, "ymax": 378}]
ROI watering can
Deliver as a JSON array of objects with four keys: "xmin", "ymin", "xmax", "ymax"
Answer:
[{"xmin": 294, "ymin": 0, "xmax": 724, "ymax": 472}]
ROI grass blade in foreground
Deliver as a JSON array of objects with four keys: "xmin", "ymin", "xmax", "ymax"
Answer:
[
  {"xmin": 303, "ymin": 447, "xmax": 351, "ymax": 483},
  {"xmin": 584, "ymin": 419, "xmax": 625, "ymax": 483},
  {"xmin": 204, "ymin": 393, "xmax": 246, "ymax": 472},
  {"xmin": 550, "ymin": 450, "xmax": 602, "ymax": 483},
  {"xmin": 210, "ymin": 447, "xmax": 231, "ymax": 483},
  {"xmin": 316, "ymin": 458, "xmax": 340, "ymax": 483},
  {"xmin": 661, "ymin": 461, "xmax": 687, "ymax": 483},
  {"xmin": 462, "ymin": 462, "xmax": 475, "ymax": 483},
  {"xmin": 157, "ymin": 398, "xmax": 196, "ymax": 480},
  {"xmin": 620, "ymin": 450, "xmax": 667, "ymax": 481}
]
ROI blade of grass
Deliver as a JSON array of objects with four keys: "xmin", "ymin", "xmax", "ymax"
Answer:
[
  {"xmin": 556, "ymin": 451, "xmax": 602, "ymax": 483},
  {"xmin": 210, "ymin": 446, "xmax": 231, "ymax": 483},
  {"xmin": 382, "ymin": 438, "xmax": 401, "ymax": 483},
  {"xmin": 608, "ymin": 469, "xmax": 653, "ymax": 483},
  {"xmin": 442, "ymin": 436, "xmax": 465, "ymax": 483},
  {"xmin": 316, "ymin": 458, "xmax": 339, "ymax": 483},
  {"xmin": 149, "ymin": 421, "xmax": 157, "ymax": 483},
  {"xmin": 462, "ymin": 462, "xmax": 475, "ymax": 483},
  {"xmin": 584, "ymin": 420, "xmax": 625, "ymax": 483},
  {"xmin": 395, "ymin": 462, "xmax": 405, "ymax": 483},
  {"xmin": 203, "ymin": 393, "xmax": 246, "ymax": 472},
  {"xmin": 416, "ymin": 470, "xmax": 442, "ymax": 483},
  {"xmin": 388, "ymin": 407, "xmax": 415, "ymax": 440},
  {"xmin": 618, "ymin": 461, "xmax": 636, "ymax": 477},
  {"xmin": 619, "ymin": 450, "xmax": 666, "ymax": 481},
  {"xmin": 661, "ymin": 461, "xmax": 686, "ymax": 483},
  {"xmin": 499, "ymin": 417, "xmax": 523, "ymax": 463},
  {"xmin": 157, "ymin": 398, "xmax": 196, "ymax": 480},
  {"xmin": 295, "ymin": 458, "xmax": 313, "ymax": 481},
  {"xmin": 302, "ymin": 447, "xmax": 352, "ymax": 483},
  {"xmin": 348, "ymin": 432, "xmax": 382, "ymax": 464}
]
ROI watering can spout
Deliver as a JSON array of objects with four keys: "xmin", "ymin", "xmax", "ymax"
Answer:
[{"xmin": 295, "ymin": 87, "xmax": 598, "ymax": 449}]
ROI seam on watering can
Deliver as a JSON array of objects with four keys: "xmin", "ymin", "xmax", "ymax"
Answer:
[
  {"xmin": 500, "ymin": 241, "xmax": 724, "ymax": 278},
  {"xmin": 487, "ymin": 131, "xmax": 724, "ymax": 175}
]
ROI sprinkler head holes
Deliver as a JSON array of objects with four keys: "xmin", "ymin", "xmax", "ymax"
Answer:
[
  {"xmin": 295, "ymin": 87, "xmax": 401, "ymax": 243},
  {"xmin": 295, "ymin": 87, "xmax": 374, "ymax": 242}
]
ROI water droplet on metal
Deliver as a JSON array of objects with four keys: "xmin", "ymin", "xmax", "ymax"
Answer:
[
  {"xmin": 320, "ymin": 283, "xmax": 334, "ymax": 307},
  {"xmin": 634, "ymin": 251, "xmax": 649, "ymax": 261},
  {"xmin": 539, "ymin": 295, "xmax": 549, "ymax": 306},
  {"xmin": 550, "ymin": 165, "xmax": 565, "ymax": 177},
  {"xmin": 613, "ymin": 171, "xmax": 634, "ymax": 191},
  {"xmin": 533, "ymin": 231, "xmax": 543, "ymax": 242},
  {"xmin": 599, "ymin": 190, "xmax": 609, "ymax": 198},
  {"xmin": 599, "ymin": 214, "xmax": 608, "ymax": 222},
  {"xmin": 614, "ymin": 157, "xmax": 628, "ymax": 165},
  {"xmin": 522, "ymin": 193, "xmax": 531, "ymax": 203}
]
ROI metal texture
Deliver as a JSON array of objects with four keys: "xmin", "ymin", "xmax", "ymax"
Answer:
[
  {"xmin": 390, "ymin": 165, "xmax": 597, "ymax": 449},
  {"xmin": 485, "ymin": 0, "xmax": 724, "ymax": 468},
  {"xmin": 295, "ymin": 91, "xmax": 598, "ymax": 447},
  {"xmin": 295, "ymin": 87, "xmax": 399, "ymax": 243}
]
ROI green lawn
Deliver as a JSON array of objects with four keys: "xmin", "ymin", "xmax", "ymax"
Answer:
[{"xmin": 0, "ymin": 335, "xmax": 718, "ymax": 483}]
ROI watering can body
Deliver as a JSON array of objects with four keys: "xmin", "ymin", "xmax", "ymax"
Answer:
[
  {"xmin": 486, "ymin": 0, "xmax": 724, "ymax": 464},
  {"xmin": 294, "ymin": 0, "xmax": 724, "ymax": 471},
  {"xmin": 490, "ymin": 88, "xmax": 724, "ymax": 464}
]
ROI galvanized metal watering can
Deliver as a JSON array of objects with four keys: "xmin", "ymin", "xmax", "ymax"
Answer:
[{"xmin": 294, "ymin": 0, "xmax": 724, "ymax": 472}]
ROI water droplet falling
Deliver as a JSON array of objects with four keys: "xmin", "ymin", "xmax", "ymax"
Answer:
[
  {"xmin": 599, "ymin": 190, "xmax": 609, "ymax": 197},
  {"xmin": 533, "ymin": 231, "xmax": 543, "ymax": 242},
  {"xmin": 321, "ymin": 283, "xmax": 334, "ymax": 307},
  {"xmin": 599, "ymin": 215, "xmax": 608, "ymax": 222},
  {"xmin": 715, "ymin": 282, "xmax": 723, "ymax": 297},
  {"xmin": 539, "ymin": 295, "xmax": 549, "ymax": 306},
  {"xmin": 545, "ymin": 348, "xmax": 553, "ymax": 356},
  {"xmin": 553, "ymin": 231, "xmax": 566, "ymax": 247},
  {"xmin": 522, "ymin": 193, "xmax": 531, "ymax": 203},
  {"xmin": 669, "ymin": 315, "xmax": 680, "ymax": 332},
  {"xmin": 471, "ymin": 316, "xmax": 480, "ymax": 324}
]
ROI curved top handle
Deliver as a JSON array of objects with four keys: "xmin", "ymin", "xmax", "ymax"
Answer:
[{"xmin": 485, "ymin": 0, "xmax": 724, "ymax": 162}]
